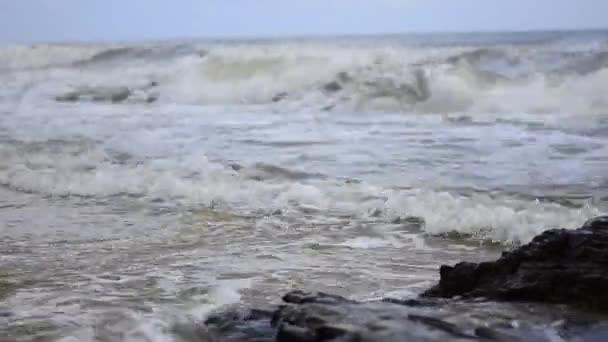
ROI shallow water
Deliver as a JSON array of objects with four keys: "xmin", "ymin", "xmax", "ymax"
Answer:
[{"xmin": 1, "ymin": 30, "xmax": 608, "ymax": 341}]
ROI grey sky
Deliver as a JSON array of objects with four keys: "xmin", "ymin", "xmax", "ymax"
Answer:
[{"xmin": 0, "ymin": 0, "xmax": 606, "ymax": 43}]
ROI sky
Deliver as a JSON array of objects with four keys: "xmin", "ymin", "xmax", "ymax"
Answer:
[{"xmin": 0, "ymin": 0, "xmax": 607, "ymax": 43}]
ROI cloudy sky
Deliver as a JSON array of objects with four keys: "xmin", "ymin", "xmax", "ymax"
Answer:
[{"xmin": 0, "ymin": 0, "xmax": 606, "ymax": 43}]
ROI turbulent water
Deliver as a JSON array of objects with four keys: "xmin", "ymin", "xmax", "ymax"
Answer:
[{"xmin": 1, "ymin": 30, "xmax": 608, "ymax": 340}]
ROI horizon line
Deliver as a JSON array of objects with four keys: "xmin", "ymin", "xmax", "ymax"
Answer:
[{"xmin": 4, "ymin": 26, "xmax": 608, "ymax": 47}]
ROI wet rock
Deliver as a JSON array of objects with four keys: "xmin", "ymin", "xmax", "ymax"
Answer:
[
  {"xmin": 0, "ymin": 306, "xmax": 12, "ymax": 317},
  {"xmin": 272, "ymin": 92, "xmax": 288, "ymax": 102},
  {"xmin": 54, "ymin": 81, "xmax": 161, "ymax": 104},
  {"xmin": 171, "ymin": 323, "xmax": 217, "ymax": 342},
  {"xmin": 321, "ymin": 104, "xmax": 335, "ymax": 111},
  {"xmin": 145, "ymin": 93, "xmax": 159, "ymax": 103},
  {"xmin": 93, "ymin": 87, "xmax": 132, "ymax": 103},
  {"xmin": 54, "ymin": 91, "xmax": 80, "ymax": 102},
  {"xmin": 208, "ymin": 291, "xmax": 489, "ymax": 341},
  {"xmin": 474, "ymin": 327, "xmax": 520, "ymax": 342},
  {"xmin": 391, "ymin": 216, "xmax": 425, "ymax": 227},
  {"xmin": 423, "ymin": 216, "xmax": 608, "ymax": 312},
  {"xmin": 55, "ymin": 86, "xmax": 132, "ymax": 103},
  {"xmin": 270, "ymin": 209, "xmax": 283, "ymax": 216},
  {"xmin": 204, "ymin": 289, "xmax": 608, "ymax": 341},
  {"xmin": 0, "ymin": 279, "xmax": 17, "ymax": 300},
  {"xmin": 336, "ymin": 71, "xmax": 353, "ymax": 83},
  {"xmin": 322, "ymin": 81, "xmax": 342, "ymax": 93},
  {"xmin": 381, "ymin": 297, "xmax": 439, "ymax": 307}
]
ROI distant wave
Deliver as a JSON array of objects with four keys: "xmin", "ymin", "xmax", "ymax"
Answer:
[
  {"xmin": 3, "ymin": 35, "xmax": 608, "ymax": 115},
  {"xmin": 72, "ymin": 44, "xmax": 202, "ymax": 67}
]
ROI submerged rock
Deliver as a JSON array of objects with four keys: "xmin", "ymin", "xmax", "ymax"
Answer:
[
  {"xmin": 55, "ymin": 86, "xmax": 132, "ymax": 103},
  {"xmin": 54, "ymin": 81, "xmax": 158, "ymax": 104},
  {"xmin": 423, "ymin": 216, "xmax": 608, "ymax": 312}
]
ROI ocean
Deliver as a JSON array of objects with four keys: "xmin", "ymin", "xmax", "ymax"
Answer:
[{"xmin": 1, "ymin": 30, "xmax": 607, "ymax": 340}]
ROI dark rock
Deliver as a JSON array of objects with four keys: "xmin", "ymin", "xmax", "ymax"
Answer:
[
  {"xmin": 282, "ymin": 290, "xmax": 353, "ymax": 305},
  {"xmin": 0, "ymin": 280, "xmax": 17, "ymax": 300},
  {"xmin": 203, "ymin": 290, "xmax": 608, "ymax": 341},
  {"xmin": 171, "ymin": 323, "xmax": 216, "ymax": 342},
  {"xmin": 246, "ymin": 308, "xmax": 275, "ymax": 321},
  {"xmin": 314, "ymin": 324, "xmax": 351, "ymax": 340},
  {"xmin": 321, "ymin": 104, "xmax": 335, "ymax": 111},
  {"xmin": 423, "ymin": 217, "xmax": 608, "ymax": 312},
  {"xmin": 55, "ymin": 86, "xmax": 132, "ymax": 103},
  {"xmin": 276, "ymin": 323, "xmax": 315, "ymax": 342},
  {"xmin": 381, "ymin": 297, "xmax": 438, "ymax": 307},
  {"xmin": 228, "ymin": 162, "xmax": 243, "ymax": 172},
  {"xmin": 145, "ymin": 93, "xmax": 159, "ymax": 103},
  {"xmin": 54, "ymin": 91, "xmax": 80, "ymax": 102},
  {"xmin": 104, "ymin": 87, "xmax": 132, "ymax": 103},
  {"xmin": 583, "ymin": 215, "xmax": 608, "ymax": 230},
  {"xmin": 322, "ymin": 81, "xmax": 342, "ymax": 93},
  {"xmin": 272, "ymin": 92, "xmax": 288, "ymax": 102},
  {"xmin": 336, "ymin": 71, "xmax": 353, "ymax": 83},
  {"xmin": 407, "ymin": 314, "xmax": 476, "ymax": 339},
  {"xmin": 269, "ymin": 291, "xmax": 481, "ymax": 341},
  {"xmin": 144, "ymin": 80, "xmax": 159, "ymax": 89},
  {"xmin": 474, "ymin": 327, "xmax": 520, "ymax": 342},
  {"xmin": 391, "ymin": 216, "xmax": 425, "ymax": 227}
]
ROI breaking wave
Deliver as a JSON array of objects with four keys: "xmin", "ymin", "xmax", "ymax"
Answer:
[
  {"xmin": 0, "ymin": 140, "xmax": 600, "ymax": 244},
  {"xmin": 1, "ymin": 35, "xmax": 604, "ymax": 115}
]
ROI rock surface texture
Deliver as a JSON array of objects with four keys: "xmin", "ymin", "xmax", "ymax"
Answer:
[
  {"xmin": 423, "ymin": 216, "xmax": 608, "ymax": 311},
  {"xmin": 201, "ymin": 216, "xmax": 608, "ymax": 341},
  {"xmin": 204, "ymin": 291, "xmax": 522, "ymax": 342}
]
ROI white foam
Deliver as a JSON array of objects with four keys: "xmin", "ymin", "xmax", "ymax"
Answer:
[
  {"xmin": 339, "ymin": 236, "xmax": 405, "ymax": 249},
  {"xmin": 0, "ymin": 140, "xmax": 601, "ymax": 244},
  {"xmin": 56, "ymin": 279, "xmax": 252, "ymax": 342},
  {"xmin": 4, "ymin": 41, "xmax": 608, "ymax": 118},
  {"xmin": 383, "ymin": 189, "xmax": 601, "ymax": 244}
]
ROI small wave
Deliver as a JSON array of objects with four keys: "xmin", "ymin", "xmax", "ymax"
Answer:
[
  {"xmin": 238, "ymin": 162, "xmax": 327, "ymax": 181},
  {"xmin": 73, "ymin": 44, "xmax": 202, "ymax": 67},
  {"xmin": 0, "ymin": 140, "xmax": 601, "ymax": 244}
]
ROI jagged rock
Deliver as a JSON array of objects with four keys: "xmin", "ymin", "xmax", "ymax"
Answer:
[
  {"xmin": 423, "ymin": 216, "xmax": 608, "ymax": 312},
  {"xmin": 201, "ymin": 217, "xmax": 608, "ymax": 341},
  {"xmin": 205, "ymin": 289, "xmax": 608, "ymax": 341}
]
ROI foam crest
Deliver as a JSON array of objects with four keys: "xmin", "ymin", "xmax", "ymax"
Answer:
[
  {"xmin": 0, "ymin": 140, "xmax": 601, "ymax": 244},
  {"xmin": 383, "ymin": 189, "xmax": 601, "ymax": 244},
  {"xmin": 5, "ymin": 39, "xmax": 608, "ymax": 117},
  {"xmin": 150, "ymin": 43, "xmax": 608, "ymax": 116}
]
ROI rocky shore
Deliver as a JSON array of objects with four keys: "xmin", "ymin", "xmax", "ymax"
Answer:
[
  {"xmin": 200, "ymin": 216, "xmax": 608, "ymax": 341},
  {"xmin": 422, "ymin": 216, "xmax": 608, "ymax": 311}
]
